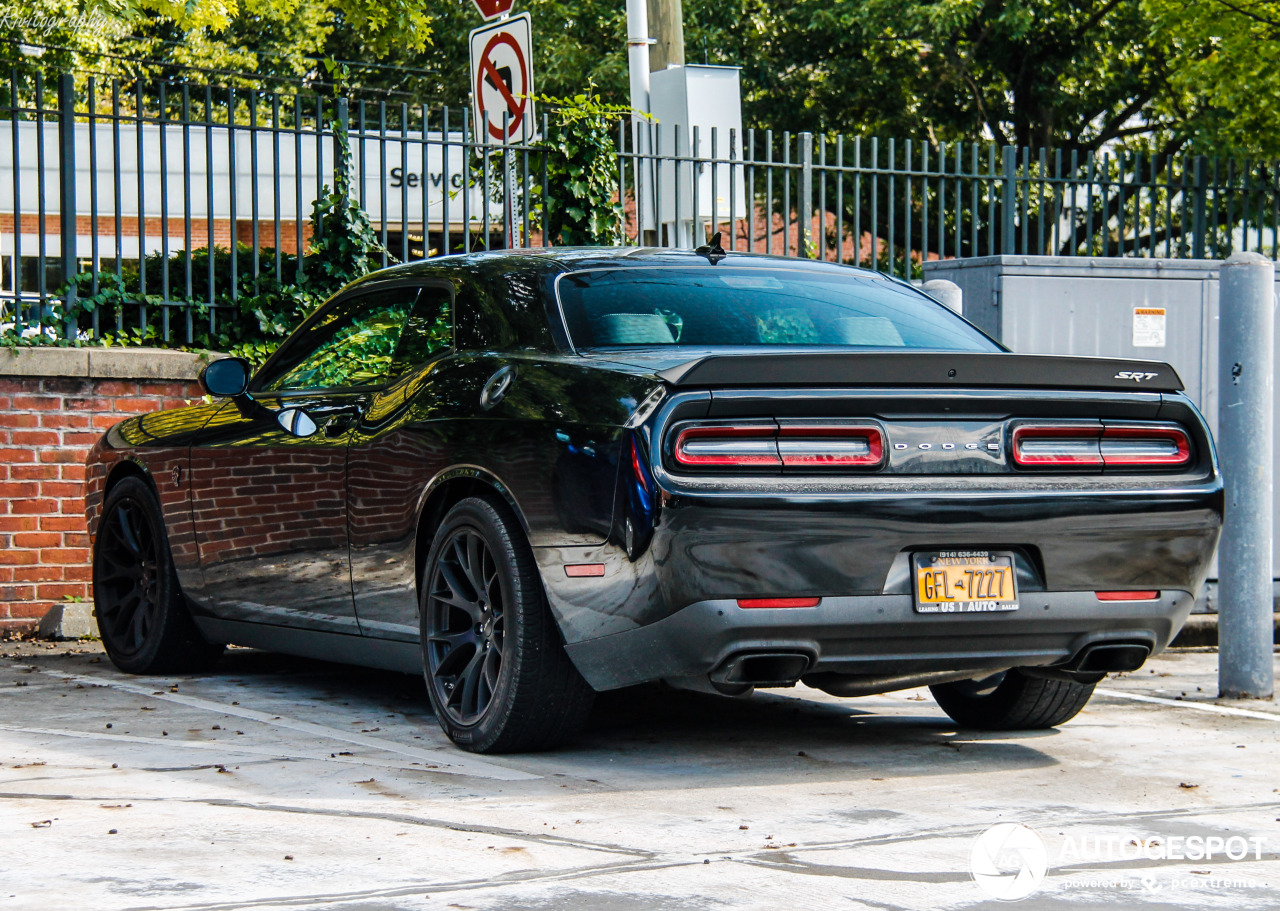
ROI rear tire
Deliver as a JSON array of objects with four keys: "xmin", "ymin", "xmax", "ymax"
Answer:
[
  {"xmin": 929, "ymin": 669, "xmax": 1095, "ymax": 730},
  {"xmin": 420, "ymin": 496, "xmax": 595, "ymax": 753},
  {"xmin": 93, "ymin": 476, "xmax": 224, "ymax": 675}
]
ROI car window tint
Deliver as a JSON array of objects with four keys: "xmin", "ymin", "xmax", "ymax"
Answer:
[
  {"xmin": 556, "ymin": 267, "xmax": 999, "ymax": 352},
  {"xmin": 389, "ymin": 286, "xmax": 452, "ymax": 376},
  {"xmin": 257, "ymin": 287, "xmax": 421, "ymax": 392},
  {"xmin": 453, "ymin": 263, "xmax": 557, "ymax": 351}
]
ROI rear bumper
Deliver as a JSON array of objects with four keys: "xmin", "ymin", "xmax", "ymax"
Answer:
[{"xmin": 564, "ymin": 589, "xmax": 1195, "ymax": 691}]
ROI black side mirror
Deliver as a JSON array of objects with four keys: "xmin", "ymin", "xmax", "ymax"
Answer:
[{"xmin": 199, "ymin": 357, "xmax": 251, "ymax": 398}]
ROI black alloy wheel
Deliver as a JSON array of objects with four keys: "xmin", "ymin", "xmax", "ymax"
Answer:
[
  {"xmin": 94, "ymin": 477, "xmax": 224, "ymax": 675},
  {"xmin": 420, "ymin": 496, "xmax": 594, "ymax": 753},
  {"xmin": 425, "ymin": 526, "xmax": 506, "ymax": 725}
]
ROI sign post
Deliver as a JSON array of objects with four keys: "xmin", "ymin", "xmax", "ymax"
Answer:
[{"xmin": 467, "ymin": 3, "xmax": 535, "ymax": 247}]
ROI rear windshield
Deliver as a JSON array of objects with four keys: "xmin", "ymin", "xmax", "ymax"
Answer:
[{"xmin": 555, "ymin": 266, "xmax": 998, "ymax": 352}]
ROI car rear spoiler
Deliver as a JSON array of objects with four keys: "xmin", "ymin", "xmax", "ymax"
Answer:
[{"xmin": 656, "ymin": 352, "xmax": 1184, "ymax": 392}]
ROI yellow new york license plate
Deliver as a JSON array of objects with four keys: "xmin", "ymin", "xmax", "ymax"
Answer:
[{"xmin": 913, "ymin": 551, "xmax": 1019, "ymax": 613}]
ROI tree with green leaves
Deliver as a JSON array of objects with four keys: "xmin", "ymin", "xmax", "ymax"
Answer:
[
  {"xmin": 1145, "ymin": 0, "xmax": 1280, "ymax": 158},
  {"xmin": 0, "ymin": 0, "xmax": 432, "ymax": 89}
]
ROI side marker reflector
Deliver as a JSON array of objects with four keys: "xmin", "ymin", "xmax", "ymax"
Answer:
[
  {"xmin": 1095, "ymin": 590, "xmax": 1160, "ymax": 601},
  {"xmin": 737, "ymin": 597, "xmax": 821, "ymax": 609},
  {"xmin": 565, "ymin": 564, "xmax": 606, "ymax": 578}
]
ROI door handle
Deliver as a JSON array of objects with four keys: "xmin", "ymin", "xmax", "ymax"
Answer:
[
  {"xmin": 324, "ymin": 412, "xmax": 358, "ymax": 437},
  {"xmin": 322, "ymin": 402, "xmax": 368, "ymax": 437}
]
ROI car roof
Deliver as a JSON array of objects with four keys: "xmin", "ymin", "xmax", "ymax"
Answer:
[{"xmin": 348, "ymin": 247, "xmax": 890, "ymax": 284}]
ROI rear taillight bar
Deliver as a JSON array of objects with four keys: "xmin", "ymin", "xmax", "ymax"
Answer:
[
  {"xmin": 671, "ymin": 424, "xmax": 781, "ymax": 468},
  {"xmin": 1010, "ymin": 422, "xmax": 1192, "ymax": 470},
  {"xmin": 1098, "ymin": 425, "xmax": 1191, "ymax": 466},
  {"xmin": 777, "ymin": 424, "xmax": 884, "ymax": 468},
  {"xmin": 1010, "ymin": 424, "xmax": 1104, "ymax": 467},
  {"xmin": 670, "ymin": 422, "xmax": 885, "ymax": 471}
]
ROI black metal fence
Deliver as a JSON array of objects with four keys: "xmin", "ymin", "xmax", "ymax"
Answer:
[{"xmin": 5, "ymin": 69, "xmax": 1280, "ymax": 344}]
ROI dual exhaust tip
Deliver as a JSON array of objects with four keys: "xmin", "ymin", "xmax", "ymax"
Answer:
[{"xmin": 707, "ymin": 640, "xmax": 1152, "ymax": 692}]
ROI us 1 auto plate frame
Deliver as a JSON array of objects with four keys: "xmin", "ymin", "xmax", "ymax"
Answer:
[{"xmin": 911, "ymin": 550, "xmax": 1020, "ymax": 614}]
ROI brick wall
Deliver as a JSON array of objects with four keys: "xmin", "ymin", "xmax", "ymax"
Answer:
[
  {"xmin": 1, "ymin": 214, "xmax": 313, "ymax": 255},
  {"xmin": 0, "ymin": 348, "xmax": 207, "ymax": 632}
]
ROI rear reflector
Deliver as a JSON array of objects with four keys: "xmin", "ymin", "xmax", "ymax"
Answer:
[
  {"xmin": 671, "ymin": 422, "xmax": 884, "ymax": 471},
  {"xmin": 1011, "ymin": 422, "xmax": 1191, "ymax": 470},
  {"xmin": 564, "ymin": 564, "xmax": 606, "ymax": 577},
  {"xmin": 737, "ymin": 597, "xmax": 821, "ymax": 609},
  {"xmin": 1095, "ymin": 590, "xmax": 1160, "ymax": 601}
]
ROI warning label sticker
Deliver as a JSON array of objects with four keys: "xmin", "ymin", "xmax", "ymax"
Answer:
[{"xmin": 1132, "ymin": 307, "xmax": 1167, "ymax": 348}]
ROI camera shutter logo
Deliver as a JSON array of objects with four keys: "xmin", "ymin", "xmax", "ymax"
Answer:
[{"xmin": 969, "ymin": 823, "xmax": 1048, "ymax": 901}]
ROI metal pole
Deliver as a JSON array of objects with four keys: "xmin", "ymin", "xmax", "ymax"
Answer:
[
  {"xmin": 798, "ymin": 132, "xmax": 812, "ymax": 258},
  {"xmin": 921, "ymin": 278, "xmax": 963, "ymax": 315},
  {"xmin": 1218, "ymin": 251, "xmax": 1276, "ymax": 700},
  {"xmin": 626, "ymin": 0, "xmax": 657, "ymax": 240},
  {"xmin": 57, "ymin": 74, "xmax": 76, "ymax": 336},
  {"xmin": 1193, "ymin": 156, "xmax": 1208, "ymax": 260},
  {"xmin": 1001, "ymin": 144, "xmax": 1016, "ymax": 256}
]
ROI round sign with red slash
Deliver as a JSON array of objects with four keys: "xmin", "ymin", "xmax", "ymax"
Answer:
[{"xmin": 469, "ymin": 14, "xmax": 536, "ymax": 145}]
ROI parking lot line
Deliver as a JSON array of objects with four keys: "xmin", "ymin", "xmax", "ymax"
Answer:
[
  {"xmin": 20, "ymin": 665, "xmax": 538, "ymax": 782},
  {"xmin": 0, "ymin": 722, "xmax": 471, "ymax": 775},
  {"xmin": 1095, "ymin": 687, "xmax": 1280, "ymax": 722}
]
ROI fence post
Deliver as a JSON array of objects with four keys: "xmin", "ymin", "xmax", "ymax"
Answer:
[
  {"xmin": 1218, "ymin": 251, "xmax": 1276, "ymax": 700},
  {"xmin": 1193, "ymin": 156, "xmax": 1208, "ymax": 259},
  {"xmin": 57, "ymin": 74, "xmax": 77, "ymax": 336},
  {"xmin": 1000, "ymin": 145, "xmax": 1016, "ymax": 256},
  {"xmin": 798, "ymin": 132, "xmax": 813, "ymax": 257}
]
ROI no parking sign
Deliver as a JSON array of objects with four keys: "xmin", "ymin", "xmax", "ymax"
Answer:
[{"xmin": 469, "ymin": 14, "xmax": 537, "ymax": 145}]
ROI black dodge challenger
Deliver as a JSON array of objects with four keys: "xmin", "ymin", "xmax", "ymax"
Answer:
[{"xmin": 85, "ymin": 247, "xmax": 1223, "ymax": 753}]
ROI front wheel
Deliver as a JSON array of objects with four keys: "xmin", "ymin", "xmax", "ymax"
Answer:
[
  {"xmin": 420, "ymin": 496, "xmax": 595, "ymax": 753},
  {"xmin": 929, "ymin": 669, "xmax": 1095, "ymax": 730},
  {"xmin": 93, "ymin": 476, "xmax": 224, "ymax": 675}
]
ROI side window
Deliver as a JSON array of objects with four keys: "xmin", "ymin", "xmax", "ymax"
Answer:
[
  {"xmin": 388, "ymin": 286, "xmax": 452, "ymax": 377},
  {"xmin": 256, "ymin": 287, "xmax": 421, "ymax": 393}
]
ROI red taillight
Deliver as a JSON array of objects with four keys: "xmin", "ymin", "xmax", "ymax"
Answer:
[
  {"xmin": 737, "ymin": 597, "xmax": 821, "ymax": 609},
  {"xmin": 1011, "ymin": 424, "xmax": 1104, "ymax": 467},
  {"xmin": 672, "ymin": 424, "xmax": 781, "ymax": 468},
  {"xmin": 565, "ymin": 563, "xmax": 606, "ymax": 577},
  {"xmin": 670, "ymin": 422, "xmax": 884, "ymax": 471},
  {"xmin": 1011, "ymin": 423, "xmax": 1191, "ymax": 470},
  {"xmin": 777, "ymin": 424, "xmax": 884, "ymax": 468},
  {"xmin": 1096, "ymin": 590, "xmax": 1160, "ymax": 601},
  {"xmin": 1099, "ymin": 425, "xmax": 1191, "ymax": 467}
]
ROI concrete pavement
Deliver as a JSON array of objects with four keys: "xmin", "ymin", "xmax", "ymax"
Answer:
[{"xmin": 0, "ymin": 643, "xmax": 1276, "ymax": 910}]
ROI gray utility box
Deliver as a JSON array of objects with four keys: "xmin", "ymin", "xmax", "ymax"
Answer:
[{"xmin": 922, "ymin": 255, "xmax": 1280, "ymax": 603}]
